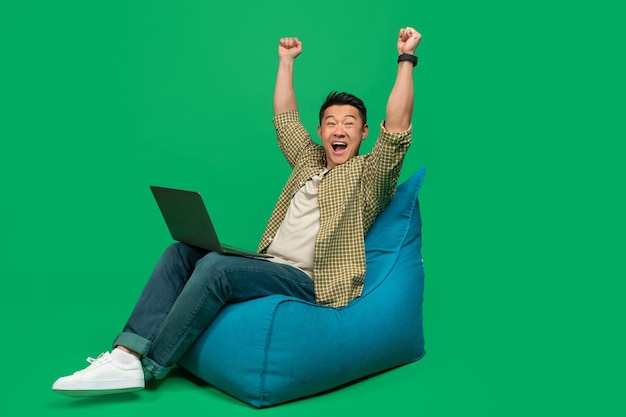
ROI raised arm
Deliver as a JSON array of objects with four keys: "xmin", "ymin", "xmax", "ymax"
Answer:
[
  {"xmin": 384, "ymin": 27, "xmax": 422, "ymax": 132},
  {"xmin": 274, "ymin": 37, "xmax": 303, "ymax": 115}
]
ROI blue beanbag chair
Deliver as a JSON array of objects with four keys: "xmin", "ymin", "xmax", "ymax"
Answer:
[{"xmin": 178, "ymin": 168, "xmax": 426, "ymax": 407}]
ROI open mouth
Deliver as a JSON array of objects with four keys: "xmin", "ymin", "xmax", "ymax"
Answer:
[{"xmin": 331, "ymin": 141, "xmax": 348, "ymax": 154}]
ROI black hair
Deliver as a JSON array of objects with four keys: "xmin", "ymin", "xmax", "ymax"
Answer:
[{"xmin": 318, "ymin": 91, "xmax": 367, "ymax": 125}]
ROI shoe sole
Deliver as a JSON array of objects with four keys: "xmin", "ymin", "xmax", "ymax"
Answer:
[{"xmin": 53, "ymin": 386, "xmax": 144, "ymax": 397}]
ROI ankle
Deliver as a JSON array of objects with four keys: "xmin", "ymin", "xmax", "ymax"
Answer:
[
  {"xmin": 114, "ymin": 345, "xmax": 140, "ymax": 358},
  {"xmin": 111, "ymin": 348, "xmax": 141, "ymax": 366}
]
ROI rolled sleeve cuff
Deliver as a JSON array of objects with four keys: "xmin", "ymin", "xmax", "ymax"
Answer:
[
  {"xmin": 379, "ymin": 121, "xmax": 413, "ymax": 144},
  {"xmin": 273, "ymin": 110, "xmax": 301, "ymax": 129}
]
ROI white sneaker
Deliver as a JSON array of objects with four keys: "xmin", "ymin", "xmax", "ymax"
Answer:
[{"xmin": 52, "ymin": 352, "xmax": 145, "ymax": 397}]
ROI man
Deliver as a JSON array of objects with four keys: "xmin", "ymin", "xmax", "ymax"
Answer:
[{"xmin": 52, "ymin": 26, "xmax": 421, "ymax": 397}]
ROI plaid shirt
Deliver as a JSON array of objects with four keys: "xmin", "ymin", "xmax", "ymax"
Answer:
[{"xmin": 258, "ymin": 111, "xmax": 412, "ymax": 307}]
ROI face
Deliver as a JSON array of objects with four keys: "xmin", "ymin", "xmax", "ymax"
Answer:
[{"xmin": 318, "ymin": 105, "xmax": 369, "ymax": 168}]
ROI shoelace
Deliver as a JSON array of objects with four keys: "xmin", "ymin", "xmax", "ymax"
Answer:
[{"xmin": 85, "ymin": 352, "xmax": 111, "ymax": 368}]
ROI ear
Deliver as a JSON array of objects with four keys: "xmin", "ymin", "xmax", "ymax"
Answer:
[
  {"xmin": 361, "ymin": 124, "xmax": 369, "ymax": 141},
  {"xmin": 317, "ymin": 125, "xmax": 322, "ymax": 138}
]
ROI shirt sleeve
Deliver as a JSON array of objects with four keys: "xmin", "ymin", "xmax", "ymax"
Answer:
[
  {"xmin": 361, "ymin": 121, "xmax": 413, "ymax": 232},
  {"xmin": 273, "ymin": 111, "xmax": 318, "ymax": 168}
]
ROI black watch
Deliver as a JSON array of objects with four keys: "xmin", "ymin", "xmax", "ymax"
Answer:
[{"xmin": 397, "ymin": 53, "xmax": 418, "ymax": 67}]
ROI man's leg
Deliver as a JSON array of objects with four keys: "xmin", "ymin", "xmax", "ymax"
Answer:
[
  {"xmin": 135, "ymin": 251, "xmax": 315, "ymax": 379},
  {"xmin": 113, "ymin": 242, "xmax": 209, "ymax": 358},
  {"xmin": 53, "ymin": 246, "xmax": 315, "ymax": 394},
  {"xmin": 52, "ymin": 242, "xmax": 208, "ymax": 396}
]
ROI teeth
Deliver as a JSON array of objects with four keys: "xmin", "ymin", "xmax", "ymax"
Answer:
[{"xmin": 332, "ymin": 142, "xmax": 347, "ymax": 146}]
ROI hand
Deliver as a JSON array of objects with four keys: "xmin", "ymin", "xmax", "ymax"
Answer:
[
  {"xmin": 278, "ymin": 37, "xmax": 303, "ymax": 61},
  {"xmin": 397, "ymin": 27, "xmax": 421, "ymax": 55}
]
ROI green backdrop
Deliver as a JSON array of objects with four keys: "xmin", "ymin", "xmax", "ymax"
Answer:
[{"xmin": 1, "ymin": 0, "xmax": 624, "ymax": 416}]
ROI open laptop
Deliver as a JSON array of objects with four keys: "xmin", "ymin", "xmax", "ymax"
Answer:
[{"xmin": 150, "ymin": 186, "xmax": 272, "ymax": 258}]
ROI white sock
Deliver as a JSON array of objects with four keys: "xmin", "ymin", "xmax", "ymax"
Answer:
[{"xmin": 111, "ymin": 348, "xmax": 140, "ymax": 365}]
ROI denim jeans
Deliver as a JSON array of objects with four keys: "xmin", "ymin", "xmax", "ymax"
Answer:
[{"xmin": 112, "ymin": 242, "xmax": 315, "ymax": 380}]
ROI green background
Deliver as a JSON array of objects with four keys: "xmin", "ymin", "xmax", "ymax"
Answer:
[{"xmin": 1, "ymin": 0, "xmax": 624, "ymax": 416}]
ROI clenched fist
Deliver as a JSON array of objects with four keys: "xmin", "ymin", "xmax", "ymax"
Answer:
[
  {"xmin": 397, "ymin": 27, "xmax": 421, "ymax": 55},
  {"xmin": 278, "ymin": 37, "xmax": 303, "ymax": 61}
]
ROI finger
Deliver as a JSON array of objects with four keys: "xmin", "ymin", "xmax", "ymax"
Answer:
[
  {"xmin": 404, "ymin": 27, "xmax": 414, "ymax": 40},
  {"xmin": 404, "ymin": 27, "xmax": 412, "ymax": 41}
]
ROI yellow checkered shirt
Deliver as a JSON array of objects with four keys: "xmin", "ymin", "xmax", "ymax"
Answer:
[{"xmin": 258, "ymin": 111, "xmax": 412, "ymax": 307}]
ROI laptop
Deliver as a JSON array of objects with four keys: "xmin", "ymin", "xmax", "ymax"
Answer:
[{"xmin": 150, "ymin": 185, "xmax": 272, "ymax": 258}]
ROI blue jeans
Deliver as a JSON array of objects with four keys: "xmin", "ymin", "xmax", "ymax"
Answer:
[{"xmin": 112, "ymin": 242, "xmax": 315, "ymax": 380}]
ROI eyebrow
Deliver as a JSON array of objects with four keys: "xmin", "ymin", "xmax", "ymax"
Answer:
[{"xmin": 324, "ymin": 114, "xmax": 357, "ymax": 121}]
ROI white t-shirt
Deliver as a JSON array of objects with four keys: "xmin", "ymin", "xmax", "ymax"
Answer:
[{"xmin": 266, "ymin": 168, "xmax": 329, "ymax": 279}]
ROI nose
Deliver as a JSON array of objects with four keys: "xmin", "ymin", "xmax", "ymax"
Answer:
[{"xmin": 333, "ymin": 125, "xmax": 346, "ymax": 137}]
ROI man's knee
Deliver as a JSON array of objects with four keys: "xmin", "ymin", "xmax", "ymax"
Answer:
[
  {"xmin": 186, "ymin": 252, "xmax": 242, "ymax": 301},
  {"xmin": 162, "ymin": 242, "xmax": 207, "ymax": 264},
  {"xmin": 193, "ymin": 252, "xmax": 233, "ymax": 276}
]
